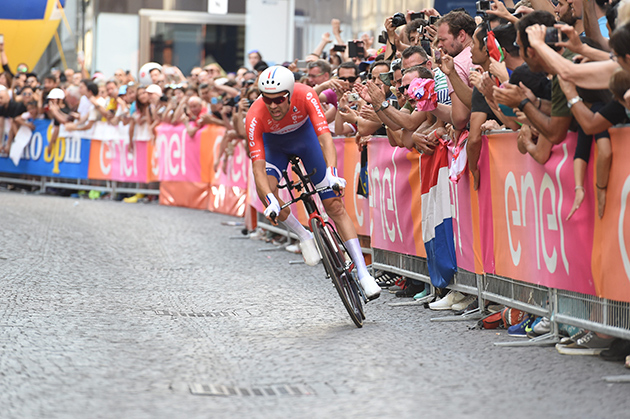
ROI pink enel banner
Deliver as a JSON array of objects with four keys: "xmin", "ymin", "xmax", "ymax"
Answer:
[
  {"xmin": 155, "ymin": 124, "xmax": 203, "ymax": 182},
  {"xmin": 486, "ymin": 132, "xmax": 597, "ymax": 295},
  {"xmin": 368, "ymin": 137, "xmax": 425, "ymax": 257}
]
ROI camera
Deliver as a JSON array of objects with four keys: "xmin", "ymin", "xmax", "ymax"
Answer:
[
  {"xmin": 347, "ymin": 40, "xmax": 365, "ymax": 58},
  {"xmin": 410, "ymin": 12, "xmax": 425, "ymax": 21},
  {"xmin": 476, "ymin": 1, "xmax": 491, "ymax": 12},
  {"xmin": 333, "ymin": 44, "xmax": 346, "ymax": 52},
  {"xmin": 545, "ymin": 26, "xmax": 569, "ymax": 46},
  {"xmin": 378, "ymin": 33, "xmax": 387, "ymax": 44},
  {"xmin": 391, "ymin": 12, "xmax": 407, "ymax": 28},
  {"xmin": 348, "ymin": 93, "xmax": 360, "ymax": 102},
  {"xmin": 430, "ymin": 16, "xmax": 439, "ymax": 25},
  {"xmin": 247, "ymin": 99, "xmax": 254, "ymax": 107}
]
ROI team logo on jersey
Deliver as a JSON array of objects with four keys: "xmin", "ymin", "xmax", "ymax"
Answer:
[{"xmin": 293, "ymin": 106, "xmax": 298, "ymax": 113}]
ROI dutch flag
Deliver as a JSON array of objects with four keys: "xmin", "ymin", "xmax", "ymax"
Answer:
[{"xmin": 421, "ymin": 142, "xmax": 457, "ymax": 288}]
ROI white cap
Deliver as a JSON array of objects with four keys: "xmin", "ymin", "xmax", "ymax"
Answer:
[
  {"xmin": 47, "ymin": 88, "xmax": 65, "ymax": 100},
  {"xmin": 0, "ymin": 85, "xmax": 6, "ymax": 92},
  {"xmin": 146, "ymin": 84, "xmax": 162, "ymax": 96}
]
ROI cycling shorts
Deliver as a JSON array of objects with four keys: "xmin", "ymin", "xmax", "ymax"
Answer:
[{"xmin": 263, "ymin": 118, "xmax": 336, "ymax": 201}]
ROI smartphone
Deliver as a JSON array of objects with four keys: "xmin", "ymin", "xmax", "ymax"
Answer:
[
  {"xmin": 295, "ymin": 60, "xmax": 308, "ymax": 69},
  {"xmin": 430, "ymin": 16, "xmax": 439, "ymax": 25},
  {"xmin": 333, "ymin": 44, "xmax": 346, "ymax": 52},
  {"xmin": 410, "ymin": 12, "xmax": 425, "ymax": 21},
  {"xmin": 78, "ymin": 51, "xmax": 85, "ymax": 62},
  {"xmin": 347, "ymin": 40, "xmax": 365, "ymax": 58},
  {"xmin": 434, "ymin": 49, "xmax": 442, "ymax": 63},
  {"xmin": 545, "ymin": 27, "xmax": 569, "ymax": 46},
  {"xmin": 0, "ymin": 34, "xmax": 4, "ymax": 44},
  {"xmin": 498, "ymin": 103, "xmax": 517, "ymax": 117}
]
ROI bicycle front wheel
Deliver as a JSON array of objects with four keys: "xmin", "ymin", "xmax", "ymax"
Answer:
[{"xmin": 310, "ymin": 217, "xmax": 364, "ymax": 328}]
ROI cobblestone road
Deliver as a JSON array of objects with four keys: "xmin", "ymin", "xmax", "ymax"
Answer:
[{"xmin": 1, "ymin": 191, "xmax": 629, "ymax": 419}]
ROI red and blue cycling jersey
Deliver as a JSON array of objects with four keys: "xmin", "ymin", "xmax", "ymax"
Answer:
[{"xmin": 246, "ymin": 83, "xmax": 330, "ymax": 162}]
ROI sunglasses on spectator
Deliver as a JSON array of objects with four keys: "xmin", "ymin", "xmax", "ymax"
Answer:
[
  {"xmin": 398, "ymin": 84, "xmax": 410, "ymax": 94},
  {"xmin": 261, "ymin": 92, "xmax": 289, "ymax": 105},
  {"xmin": 338, "ymin": 76, "xmax": 358, "ymax": 83}
]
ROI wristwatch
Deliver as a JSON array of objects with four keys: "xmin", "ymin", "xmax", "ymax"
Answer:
[
  {"xmin": 517, "ymin": 98, "xmax": 531, "ymax": 112},
  {"xmin": 376, "ymin": 100, "xmax": 390, "ymax": 112},
  {"xmin": 567, "ymin": 96, "xmax": 583, "ymax": 109}
]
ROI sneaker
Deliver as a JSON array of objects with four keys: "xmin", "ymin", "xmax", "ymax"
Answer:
[
  {"xmin": 558, "ymin": 329, "xmax": 588, "ymax": 345},
  {"xmin": 526, "ymin": 317, "xmax": 544, "ymax": 339},
  {"xmin": 599, "ymin": 339, "xmax": 630, "ymax": 362},
  {"xmin": 556, "ymin": 331, "xmax": 615, "ymax": 355},
  {"xmin": 123, "ymin": 193, "xmax": 145, "ymax": 203},
  {"xmin": 359, "ymin": 275, "xmax": 381, "ymax": 300},
  {"xmin": 299, "ymin": 238, "xmax": 321, "ymax": 266},
  {"xmin": 533, "ymin": 317, "xmax": 551, "ymax": 335},
  {"xmin": 451, "ymin": 295, "xmax": 476, "ymax": 311},
  {"xmin": 395, "ymin": 280, "xmax": 424, "ymax": 298},
  {"xmin": 507, "ymin": 314, "xmax": 535, "ymax": 337},
  {"xmin": 413, "ymin": 289, "xmax": 428, "ymax": 300},
  {"xmin": 428, "ymin": 290, "xmax": 465, "ymax": 310},
  {"xmin": 248, "ymin": 229, "xmax": 265, "ymax": 240},
  {"xmin": 375, "ymin": 272, "xmax": 397, "ymax": 288},
  {"xmin": 285, "ymin": 243, "xmax": 301, "ymax": 254}
]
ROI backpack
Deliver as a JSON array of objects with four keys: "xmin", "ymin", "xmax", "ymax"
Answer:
[
  {"xmin": 477, "ymin": 311, "xmax": 503, "ymax": 329},
  {"xmin": 501, "ymin": 307, "xmax": 525, "ymax": 328}
]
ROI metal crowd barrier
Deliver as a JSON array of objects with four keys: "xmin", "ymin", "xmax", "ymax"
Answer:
[{"xmin": 372, "ymin": 248, "xmax": 630, "ymax": 342}]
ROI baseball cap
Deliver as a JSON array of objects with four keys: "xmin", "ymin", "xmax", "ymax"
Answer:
[
  {"xmin": 47, "ymin": 88, "xmax": 65, "ymax": 100},
  {"xmin": 118, "ymin": 85, "xmax": 128, "ymax": 96},
  {"xmin": 146, "ymin": 84, "xmax": 162, "ymax": 96}
]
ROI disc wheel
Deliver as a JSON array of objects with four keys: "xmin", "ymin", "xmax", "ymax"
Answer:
[{"xmin": 310, "ymin": 217, "xmax": 364, "ymax": 327}]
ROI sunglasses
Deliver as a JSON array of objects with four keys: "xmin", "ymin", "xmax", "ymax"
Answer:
[
  {"xmin": 398, "ymin": 84, "xmax": 410, "ymax": 94},
  {"xmin": 338, "ymin": 76, "xmax": 358, "ymax": 83},
  {"xmin": 262, "ymin": 92, "xmax": 289, "ymax": 105}
]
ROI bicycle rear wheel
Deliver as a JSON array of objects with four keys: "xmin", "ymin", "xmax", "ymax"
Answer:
[{"xmin": 310, "ymin": 217, "xmax": 364, "ymax": 328}]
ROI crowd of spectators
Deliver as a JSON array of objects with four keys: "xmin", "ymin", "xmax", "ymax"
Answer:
[{"xmin": 1, "ymin": 0, "xmax": 630, "ymax": 360}]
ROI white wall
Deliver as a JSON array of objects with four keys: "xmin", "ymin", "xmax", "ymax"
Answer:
[
  {"xmin": 245, "ymin": 0, "xmax": 295, "ymax": 67},
  {"xmin": 95, "ymin": 13, "xmax": 139, "ymax": 79}
]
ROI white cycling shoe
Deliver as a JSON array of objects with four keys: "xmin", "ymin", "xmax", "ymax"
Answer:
[
  {"xmin": 359, "ymin": 275, "xmax": 381, "ymax": 301},
  {"xmin": 299, "ymin": 238, "xmax": 321, "ymax": 266}
]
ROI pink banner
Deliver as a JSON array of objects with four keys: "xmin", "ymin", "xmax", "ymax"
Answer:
[
  {"xmin": 155, "ymin": 124, "xmax": 202, "ymax": 182},
  {"xmin": 486, "ymin": 132, "xmax": 596, "ymax": 295},
  {"xmin": 368, "ymin": 137, "xmax": 425, "ymax": 257}
]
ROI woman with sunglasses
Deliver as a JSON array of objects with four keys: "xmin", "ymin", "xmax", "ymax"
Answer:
[{"xmin": 245, "ymin": 65, "xmax": 381, "ymax": 301}]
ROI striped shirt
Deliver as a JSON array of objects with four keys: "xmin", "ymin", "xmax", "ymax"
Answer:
[{"xmin": 434, "ymin": 68, "xmax": 451, "ymax": 106}]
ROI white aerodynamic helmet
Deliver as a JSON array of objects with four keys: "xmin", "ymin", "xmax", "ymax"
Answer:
[{"xmin": 258, "ymin": 65, "xmax": 295, "ymax": 98}]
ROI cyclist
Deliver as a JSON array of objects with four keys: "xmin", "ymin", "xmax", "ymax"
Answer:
[{"xmin": 246, "ymin": 66, "xmax": 381, "ymax": 300}]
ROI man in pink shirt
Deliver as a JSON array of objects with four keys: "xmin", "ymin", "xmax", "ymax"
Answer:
[{"xmin": 435, "ymin": 11, "xmax": 476, "ymax": 130}]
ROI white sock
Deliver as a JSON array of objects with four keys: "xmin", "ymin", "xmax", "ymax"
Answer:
[
  {"xmin": 344, "ymin": 238, "xmax": 370, "ymax": 280},
  {"xmin": 281, "ymin": 213, "xmax": 313, "ymax": 242}
]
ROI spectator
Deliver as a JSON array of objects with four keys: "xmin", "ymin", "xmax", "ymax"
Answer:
[{"xmin": 435, "ymin": 10, "xmax": 477, "ymax": 129}]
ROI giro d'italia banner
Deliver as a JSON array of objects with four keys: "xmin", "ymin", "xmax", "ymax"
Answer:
[{"xmin": 0, "ymin": 119, "xmax": 91, "ymax": 178}]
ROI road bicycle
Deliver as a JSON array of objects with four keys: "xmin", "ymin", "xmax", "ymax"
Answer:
[{"xmin": 270, "ymin": 155, "xmax": 367, "ymax": 328}]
